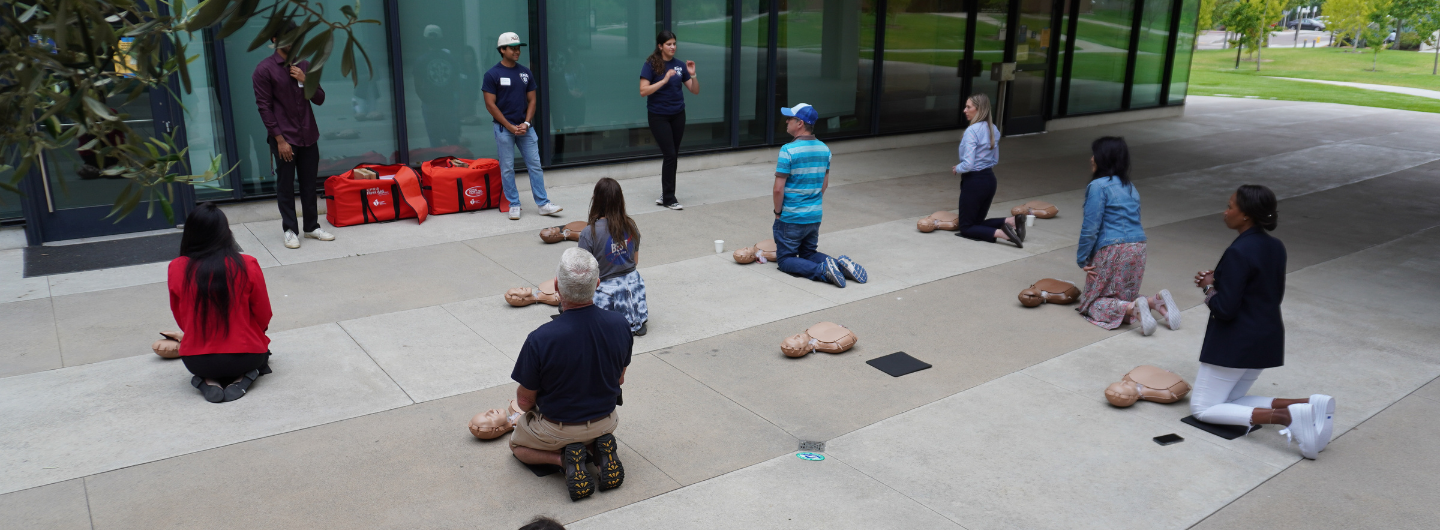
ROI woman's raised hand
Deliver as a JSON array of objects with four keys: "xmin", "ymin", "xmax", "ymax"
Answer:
[{"xmin": 685, "ymin": 60, "xmax": 696, "ymax": 76}]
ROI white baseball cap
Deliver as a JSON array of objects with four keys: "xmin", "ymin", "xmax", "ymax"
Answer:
[
  {"xmin": 497, "ymin": 32, "xmax": 526, "ymax": 47},
  {"xmin": 423, "ymin": 25, "xmax": 442, "ymax": 39}
]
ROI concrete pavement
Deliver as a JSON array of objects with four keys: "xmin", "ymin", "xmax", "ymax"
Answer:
[{"xmin": 3, "ymin": 96, "xmax": 1439, "ymax": 529}]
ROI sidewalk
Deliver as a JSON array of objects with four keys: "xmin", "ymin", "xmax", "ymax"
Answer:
[{"xmin": 3, "ymin": 96, "xmax": 1440, "ymax": 529}]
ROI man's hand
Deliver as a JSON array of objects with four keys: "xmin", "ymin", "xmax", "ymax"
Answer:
[
  {"xmin": 514, "ymin": 122, "xmax": 529, "ymax": 135},
  {"xmin": 275, "ymin": 136, "xmax": 294, "ymax": 162},
  {"xmin": 288, "ymin": 65, "xmax": 306, "ymax": 83}
]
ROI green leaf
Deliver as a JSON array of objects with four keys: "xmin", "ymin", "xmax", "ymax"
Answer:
[
  {"xmin": 300, "ymin": 30, "xmax": 334, "ymax": 71},
  {"xmin": 158, "ymin": 191, "xmax": 175, "ymax": 223},
  {"xmin": 341, "ymin": 36, "xmax": 355, "ymax": 79},
  {"xmin": 247, "ymin": 5, "xmax": 291, "ymax": 51},
  {"xmin": 340, "ymin": 4, "xmax": 357, "ymax": 21},
  {"xmin": 186, "ymin": 0, "xmax": 233, "ymax": 32},
  {"xmin": 19, "ymin": 3, "xmax": 40, "ymax": 23},
  {"xmin": 83, "ymin": 96, "xmax": 117, "ymax": 121},
  {"xmin": 218, "ymin": 0, "xmax": 261, "ymax": 38}
]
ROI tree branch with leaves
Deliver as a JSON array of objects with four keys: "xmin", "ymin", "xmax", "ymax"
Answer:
[{"xmin": 0, "ymin": 0, "xmax": 377, "ymax": 222}]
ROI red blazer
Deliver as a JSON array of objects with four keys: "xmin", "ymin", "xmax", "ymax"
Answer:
[{"xmin": 168, "ymin": 255, "xmax": 272, "ymax": 356}]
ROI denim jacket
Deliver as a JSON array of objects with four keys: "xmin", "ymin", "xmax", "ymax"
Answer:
[{"xmin": 1076, "ymin": 176, "xmax": 1146, "ymax": 267}]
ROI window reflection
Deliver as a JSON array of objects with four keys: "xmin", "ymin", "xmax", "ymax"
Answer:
[
  {"xmin": 775, "ymin": 0, "xmax": 876, "ymax": 138},
  {"xmin": 1128, "ymin": 0, "xmax": 1172, "ymax": 108},
  {"xmin": 1067, "ymin": 0, "xmax": 1134, "ymax": 114},
  {"xmin": 1169, "ymin": 0, "xmax": 1198, "ymax": 105},
  {"xmin": 878, "ymin": 0, "xmax": 965, "ymax": 133},
  {"xmin": 547, "ymin": 0, "xmax": 661, "ymax": 164}
]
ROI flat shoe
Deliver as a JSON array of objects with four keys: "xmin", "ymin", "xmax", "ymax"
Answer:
[
  {"xmin": 999, "ymin": 224, "xmax": 1023, "ymax": 248},
  {"xmin": 1012, "ymin": 214, "xmax": 1027, "ymax": 242},
  {"xmin": 201, "ymin": 382, "xmax": 226, "ymax": 403}
]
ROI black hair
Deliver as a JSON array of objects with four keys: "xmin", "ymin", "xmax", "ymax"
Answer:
[
  {"xmin": 179, "ymin": 203, "xmax": 245, "ymax": 337},
  {"xmin": 1235, "ymin": 184, "xmax": 1279, "ymax": 231},
  {"xmin": 517, "ymin": 516, "xmax": 565, "ymax": 530},
  {"xmin": 646, "ymin": 30, "xmax": 678, "ymax": 77},
  {"xmin": 1090, "ymin": 136, "xmax": 1131, "ymax": 187}
]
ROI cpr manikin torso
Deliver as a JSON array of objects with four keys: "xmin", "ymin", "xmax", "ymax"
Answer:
[
  {"xmin": 782, "ymin": 322, "xmax": 858, "ymax": 358},
  {"xmin": 1011, "ymin": 201, "xmax": 1059, "ymax": 218},
  {"xmin": 1018, "ymin": 278, "xmax": 1081, "ymax": 307},
  {"xmin": 540, "ymin": 221, "xmax": 588, "ymax": 244},
  {"xmin": 152, "ymin": 331, "xmax": 183, "ymax": 359},
  {"xmin": 917, "ymin": 211, "xmax": 961, "ymax": 233},
  {"xmin": 505, "ymin": 278, "xmax": 561, "ymax": 307},
  {"xmin": 734, "ymin": 239, "xmax": 779, "ymax": 264},
  {"xmin": 1105, "ymin": 365, "xmax": 1192, "ymax": 407}
]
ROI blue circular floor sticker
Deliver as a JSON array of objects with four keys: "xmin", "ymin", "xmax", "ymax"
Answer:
[{"xmin": 796, "ymin": 452, "xmax": 825, "ymax": 461}]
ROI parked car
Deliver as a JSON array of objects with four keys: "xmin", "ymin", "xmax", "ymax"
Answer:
[{"xmin": 1285, "ymin": 18, "xmax": 1325, "ymax": 31}]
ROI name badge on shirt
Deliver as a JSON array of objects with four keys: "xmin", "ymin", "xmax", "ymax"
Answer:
[{"xmin": 500, "ymin": 77, "xmax": 511, "ymax": 86}]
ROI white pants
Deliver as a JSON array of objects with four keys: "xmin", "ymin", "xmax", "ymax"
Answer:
[{"xmin": 1189, "ymin": 363, "xmax": 1275, "ymax": 426}]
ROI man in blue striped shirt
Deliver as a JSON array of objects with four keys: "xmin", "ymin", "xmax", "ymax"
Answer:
[{"xmin": 772, "ymin": 103, "xmax": 867, "ymax": 287}]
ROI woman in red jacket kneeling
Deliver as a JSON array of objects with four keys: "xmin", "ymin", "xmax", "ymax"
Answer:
[{"xmin": 169, "ymin": 203, "xmax": 274, "ymax": 403}]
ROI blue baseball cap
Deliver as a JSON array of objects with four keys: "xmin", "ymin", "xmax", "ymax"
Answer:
[{"xmin": 780, "ymin": 103, "xmax": 818, "ymax": 125}]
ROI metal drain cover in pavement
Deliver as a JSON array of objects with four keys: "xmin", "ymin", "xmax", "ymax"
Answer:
[{"xmin": 799, "ymin": 440, "xmax": 825, "ymax": 452}]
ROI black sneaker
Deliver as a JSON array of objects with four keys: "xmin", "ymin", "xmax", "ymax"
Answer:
[
  {"xmin": 632, "ymin": 322, "xmax": 648, "ymax": 337},
  {"xmin": 563, "ymin": 442, "xmax": 594, "ymax": 501},
  {"xmin": 593, "ymin": 433, "xmax": 625, "ymax": 491}
]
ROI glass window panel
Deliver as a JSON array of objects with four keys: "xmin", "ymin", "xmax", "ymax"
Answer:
[
  {"xmin": 1128, "ymin": 0, "xmax": 1172, "ymax": 108},
  {"xmin": 739, "ymin": 0, "xmax": 770, "ymax": 146},
  {"xmin": 1169, "ymin": 0, "xmax": 1198, "ymax": 105},
  {"xmin": 547, "ymin": 0, "xmax": 661, "ymax": 164},
  {"xmin": 223, "ymin": 4, "xmax": 396, "ymax": 196},
  {"xmin": 397, "ymin": 0, "xmax": 530, "ymax": 165},
  {"xmin": 1008, "ymin": 0, "xmax": 1057, "ymax": 128},
  {"xmin": 44, "ymin": 94, "xmax": 157, "ymax": 210},
  {"xmin": 177, "ymin": 31, "xmax": 231, "ymax": 202},
  {"xmin": 1067, "ymin": 0, "xmax": 1134, "ymax": 114},
  {"xmin": 878, "ymin": 0, "xmax": 965, "ymax": 133},
  {"xmin": 969, "ymin": 0, "xmax": 1007, "ymax": 116},
  {"xmin": 775, "ymin": 0, "xmax": 875, "ymax": 138},
  {"xmin": 673, "ymin": 0, "xmax": 733, "ymax": 151}
]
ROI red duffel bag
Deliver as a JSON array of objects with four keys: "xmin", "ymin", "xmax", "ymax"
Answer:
[
  {"xmin": 419, "ymin": 157, "xmax": 505, "ymax": 215},
  {"xmin": 323, "ymin": 163, "xmax": 429, "ymax": 227}
]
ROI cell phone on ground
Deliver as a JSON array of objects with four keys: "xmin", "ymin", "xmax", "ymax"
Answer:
[{"xmin": 1153, "ymin": 433, "xmax": 1184, "ymax": 446}]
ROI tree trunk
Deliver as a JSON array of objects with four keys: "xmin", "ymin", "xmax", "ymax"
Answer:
[
  {"xmin": 1236, "ymin": 40, "xmax": 1243, "ymax": 68},
  {"xmin": 1433, "ymin": 42, "xmax": 1438, "ymax": 74}
]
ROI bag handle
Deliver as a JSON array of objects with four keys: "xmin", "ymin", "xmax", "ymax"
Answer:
[{"xmin": 389, "ymin": 167, "xmax": 429, "ymax": 224}]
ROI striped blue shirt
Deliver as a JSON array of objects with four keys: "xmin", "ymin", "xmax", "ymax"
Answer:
[
  {"xmin": 955, "ymin": 122, "xmax": 1000, "ymax": 174},
  {"xmin": 776, "ymin": 138, "xmax": 831, "ymax": 225}
]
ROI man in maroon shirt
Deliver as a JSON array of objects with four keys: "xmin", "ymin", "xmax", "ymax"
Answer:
[{"xmin": 253, "ymin": 27, "xmax": 336, "ymax": 249}]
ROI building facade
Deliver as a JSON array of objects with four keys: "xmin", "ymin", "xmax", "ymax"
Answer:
[{"xmin": 6, "ymin": 0, "xmax": 1200, "ymax": 244}]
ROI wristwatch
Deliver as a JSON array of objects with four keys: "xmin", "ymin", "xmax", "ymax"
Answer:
[
  {"xmin": 774, "ymin": 210, "xmax": 782, "ymax": 216},
  {"xmin": 1201, "ymin": 284, "xmax": 1213, "ymax": 295},
  {"xmin": 523, "ymin": 121, "xmax": 531, "ymax": 127}
]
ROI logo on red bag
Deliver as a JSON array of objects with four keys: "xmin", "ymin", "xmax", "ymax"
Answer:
[
  {"xmin": 372, "ymin": 199, "xmax": 387, "ymax": 207},
  {"xmin": 464, "ymin": 186, "xmax": 485, "ymax": 198},
  {"xmin": 366, "ymin": 187, "xmax": 390, "ymax": 196}
]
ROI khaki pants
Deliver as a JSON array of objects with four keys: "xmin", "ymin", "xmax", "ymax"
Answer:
[{"xmin": 510, "ymin": 411, "xmax": 618, "ymax": 451}]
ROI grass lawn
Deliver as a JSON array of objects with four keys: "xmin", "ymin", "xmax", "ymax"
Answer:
[{"xmin": 1188, "ymin": 48, "xmax": 1440, "ymax": 112}]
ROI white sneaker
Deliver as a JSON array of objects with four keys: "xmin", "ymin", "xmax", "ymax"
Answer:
[
  {"xmin": 508, "ymin": 207, "xmax": 521, "ymax": 220},
  {"xmin": 305, "ymin": 228, "xmax": 335, "ymax": 241},
  {"xmin": 1281, "ymin": 403, "xmax": 1321, "ymax": 459},
  {"xmin": 538, "ymin": 203, "xmax": 563, "ymax": 216},
  {"xmin": 1156, "ymin": 289, "xmax": 1180, "ymax": 330},
  {"xmin": 1135, "ymin": 297, "xmax": 1157, "ymax": 336},
  {"xmin": 655, "ymin": 198, "xmax": 683, "ymax": 210},
  {"xmin": 1310, "ymin": 394, "xmax": 1335, "ymax": 452},
  {"xmin": 283, "ymin": 230, "xmax": 300, "ymax": 249}
]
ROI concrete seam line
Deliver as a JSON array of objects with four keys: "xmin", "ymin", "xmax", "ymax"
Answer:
[
  {"xmin": 336, "ymin": 321, "xmax": 416, "ymax": 405},
  {"xmin": 825, "ymin": 452, "xmax": 976, "ymax": 530}
]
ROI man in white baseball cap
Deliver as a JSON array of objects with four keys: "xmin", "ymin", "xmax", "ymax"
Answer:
[{"xmin": 484, "ymin": 32, "xmax": 561, "ymax": 220}]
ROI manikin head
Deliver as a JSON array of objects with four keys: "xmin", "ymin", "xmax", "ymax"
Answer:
[{"xmin": 468, "ymin": 408, "xmax": 513, "ymax": 440}]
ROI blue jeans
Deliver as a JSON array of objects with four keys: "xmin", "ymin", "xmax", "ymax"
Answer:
[
  {"xmin": 493, "ymin": 123, "xmax": 550, "ymax": 209},
  {"xmin": 773, "ymin": 219, "xmax": 832, "ymax": 282}
]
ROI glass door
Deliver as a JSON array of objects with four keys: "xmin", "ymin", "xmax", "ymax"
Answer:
[
  {"xmin": 29, "ymin": 89, "xmax": 192, "ymax": 242},
  {"xmin": 1003, "ymin": 0, "xmax": 1056, "ymax": 134}
]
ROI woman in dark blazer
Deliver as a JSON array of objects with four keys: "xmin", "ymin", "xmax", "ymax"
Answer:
[{"xmin": 1189, "ymin": 185, "xmax": 1333, "ymax": 460}]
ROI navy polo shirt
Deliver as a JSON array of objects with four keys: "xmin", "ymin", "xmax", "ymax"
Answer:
[
  {"xmin": 511, "ymin": 304, "xmax": 633, "ymax": 423},
  {"xmin": 482, "ymin": 62, "xmax": 536, "ymax": 125},
  {"xmin": 640, "ymin": 58, "xmax": 690, "ymax": 115}
]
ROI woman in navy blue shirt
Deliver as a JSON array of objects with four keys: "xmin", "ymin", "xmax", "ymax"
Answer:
[
  {"xmin": 639, "ymin": 30, "xmax": 699, "ymax": 210},
  {"xmin": 1190, "ymin": 185, "xmax": 1333, "ymax": 459},
  {"xmin": 1075, "ymin": 137, "xmax": 1179, "ymax": 336}
]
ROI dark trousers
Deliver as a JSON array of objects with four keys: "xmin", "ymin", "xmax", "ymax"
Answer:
[
  {"xmin": 773, "ymin": 219, "xmax": 832, "ymax": 282},
  {"xmin": 182, "ymin": 353, "xmax": 271, "ymax": 383},
  {"xmin": 957, "ymin": 168, "xmax": 1005, "ymax": 242},
  {"xmin": 271, "ymin": 139, "xmax": 320, "ymax": 235},
  {"xmin": 647, "ymin": 110, "xmax": 686, "ymax": 205}
]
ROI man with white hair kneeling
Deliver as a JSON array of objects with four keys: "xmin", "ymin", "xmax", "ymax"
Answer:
[{"xmin": 510, "ymin": 248, "xmax": 633, "ymax": 501}]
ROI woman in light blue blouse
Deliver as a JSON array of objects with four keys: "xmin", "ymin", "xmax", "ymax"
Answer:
[{"xmin": 952, "ymin": 94, "xmax": 1023, "ymax": 247}]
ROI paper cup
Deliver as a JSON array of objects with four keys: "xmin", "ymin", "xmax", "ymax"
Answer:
[
  {"xmin": 714, "ymin": 240, "xmax": 724, "ymax": 253},
  {"xmin": 1026, "ymin": 214, "xmax": 1036, "ymax": 227}
]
